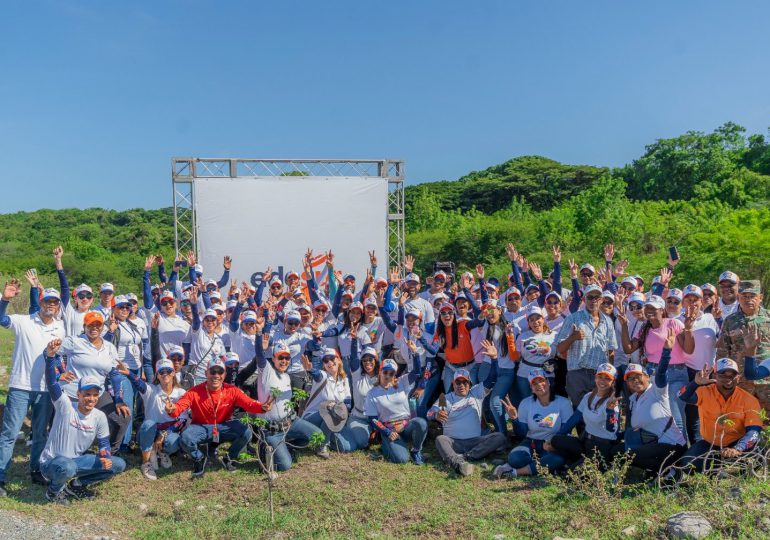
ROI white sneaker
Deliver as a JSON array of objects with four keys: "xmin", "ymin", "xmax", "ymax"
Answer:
[
  {"xmin": 494, "ymin": 463, "xmax": 516, "ymax": 479},
  {"xmin": 141, "ymin": 462, "xmax": 158, "ymax": 481},
  {"xmin": 158, "ymin": 451, "xmax": 172, "ymax": 469},
  {"xmin": 149, "ymin": 450, "xmax": 159, "ymax": 471}
]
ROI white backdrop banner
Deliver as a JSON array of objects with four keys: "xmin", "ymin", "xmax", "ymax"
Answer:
[{"xmin": 194, "ymin": 176, "xmax": 389, "ymax": 287}]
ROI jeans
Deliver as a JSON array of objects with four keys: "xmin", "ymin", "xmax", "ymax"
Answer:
[
  {"xmin": 94, "ymin": 392, "xmax": 132, "ymax": 454},
  {"xmin": 435, "ymin": 432, "xmax": 507, "ymax": 467},
  {"xmin": 41, "ymin": 454, "xmax": 127, "ymax": 493},
  {"xmin": 488, "ymin": 368, "xmax": 517, "ymax": 434},
  {"xmin": 679, "ymin": 439, "xmax": 757, "ymax": 473},
  {"xmin": 120, "ymin": 368, "xmax": 141, "ymax": 447},
  {"xmin": 550, "ymin": 433, "xmax": 615, "ymax": 470},
  {"xmin": 0, "ymin": 388, "xmax": 52, "ymax": 481},
  {"xmin": 665, "ymin": 364, "xmax": 689, "ymax": 441},
  {"xmin": 142, "ymin": 355, "xmax": 154, "ymax": 384},
  {"xmin": 566, "ymin": 369, "xmax": 596, "ymax": 409},
  {"xmin": 304, "ymin": 411, "xmax": 364, "ymax": 453},
  {"xmin": 611, "ymin": 441, "xmax": 685, "ymax": 475},
  {"xmin": 442, "ymin": 363, "xmax": 479, "ymax": 393},
  {"xmin": 685, "ymin": 367, "xmax": 701, "ymax": 445},
  {"xmin": 180, "ymin": 421, "xmax": 252, "ymax": 461},
  {"xmin": 507, "ymin": 438, "xmax": 566, "ymax": 475},
  {"xmin": 380, "ymin": 417, "xmax": 428, "ymax": 464},
  {"xmin": 137, "ymin": 420, "xmax": 181, "ymax": 454},
  {"xmin": 416, "ymin": 367, "xmax": 442, "ymax": 419},
  {"xmin": 347, "ymin": 416, "xmax": 372, "ymax": 451},
  {"xmin": 477, "ymin": 362, "xmax": 492, "ymax": 385},
  {"xmin": 264, "ymin": 417, "xmax": 324, "ymax": 471}
]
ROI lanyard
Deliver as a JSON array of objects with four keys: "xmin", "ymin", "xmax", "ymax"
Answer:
[{"xmin": 205, "ymin": 386, "xmax": 221, "ymax": 435}]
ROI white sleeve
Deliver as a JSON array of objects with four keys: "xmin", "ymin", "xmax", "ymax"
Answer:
[
  {"xmin": 53, "ymin": 391, "xmax": 74, "ymax": 414},
  {"xmin": 60, "ymin": 335, "xmax": 76, "ymax": 356},
  {"xmin": 95, "ymin": 413, "xmax": 110, "ymax": 440},
  {"xmin": 364, "ymin": 392, "xmax": 378, "ymax": 417},
  {"xmin": 560, "ymin": 397, "xmax": 574, "ymax": 420}
]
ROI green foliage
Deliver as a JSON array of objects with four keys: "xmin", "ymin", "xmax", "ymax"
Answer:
[{"xmin": 308, "ymin": 432, "xmax": 326, "ymax": 451}]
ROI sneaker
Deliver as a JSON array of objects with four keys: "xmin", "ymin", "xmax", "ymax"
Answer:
[
  {"xmin": 410, "ymin": 450, "xmax": 425, "ymax": 465},
  {"xmin": 0, "ymin": 482, "xmax": 7, "ymax": 498},
  {"xmin": 45, "ymin": 488, "xmax": 70, "ymax": 506},
  {"xmin": 149, "ymin": 449, "xmax": 159, "ymax": 471},
  {"xmin": 30, "ymin": 471, "xmax": 49, "ymax": 486},
  {"xmin": 158, "ymin": 451, "xmax": 172, "ymax": 469},
  {"xmin": 219, "ymin": 455, "xmax": 237, "ymax": 472},
  {"xmin": 63, "ymin": 483, "xmax": 96, "ymax": 500},
  {"xmin": 316, "ymin": 445, "xmax": 330, "ymax": 460},
  {"xmin": 141, "ymin": 462, "xmax": 158, "ymax": 481},
  {"xmin": 494, "ymin": 463, "xmax": 515, "ymax": 479},
  {"xmin": 191, "ymin": 456, "xmax": 207, "ymax": 479},
  {"xmin": 457, "ymin": 461, "xmax": 475, "ymax": 477}
]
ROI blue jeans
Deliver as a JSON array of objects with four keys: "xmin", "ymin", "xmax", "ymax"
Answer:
[
  {"xmin": 304, "ymin": 411, "xmax": 366, "ymax": 453},
  {"xmin": 489, "ymin": 368, "xmax": 517, "ymax": 434},
  {"xmin": 120, "ymin": 368, "xmax": 141, "ymax": 447},
  {"xmin": 665, "ymin": 364, "xmax": 689, "ymax": 441},
  {"xmin": 137, "ymin": 420, "xmax": 181, "ymax": 454},
  {"xmin": 41, "ymin": 454, "xmax": 126, "ymax": 493},
  {"xmin": 442, "ymin": 363, "xmax": 479, "ymax": 393},
  {"xmin": 180, "ymin": 421, "xmax": 252, "ymax": 461},
  {"xmin": 477, "ymin": 362, "xmax": 492, "ymax": 385},
  {"xmin": 380, "ymin": 417, "xmax": 428, "ymax": 464},
  {"xmin": 265, "ymin": 417, "xmax": 324, "ymax": 471},
  {"xmin": 0, "ymin": 388, "xmax": 53, "ymax": 481},
  {"xmin": 416, "ymin": 367, "xmax": 441, "ymax": 419},
  {"xmin": 347, "ymin": 416, "xmax": 372, "ymax": 451},
  {"xmin": 508, "ymin": 438, "xmax": 565, "ymax": 475},
  {"xmin": 142, "ymin": 355, "xmax": 154, "ymax": 385}
]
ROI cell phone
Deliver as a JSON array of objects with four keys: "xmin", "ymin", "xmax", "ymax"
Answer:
[
  {"xmin": 30, "ymin": 268, "xmax": 37, "ymax": 277},
  {"xmin": 668, "ymin": 246, "xmax": 680, "ymax": 262},
  {"xmin": 175, "ymin": 260, "xmax": 188, "ymax": 268}
]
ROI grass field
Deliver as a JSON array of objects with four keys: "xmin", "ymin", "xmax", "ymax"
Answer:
[{"xmin": 1, "ymin": 327, "xmax": 770, "ymax": 539}]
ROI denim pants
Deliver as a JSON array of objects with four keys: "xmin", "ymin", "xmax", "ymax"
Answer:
[
  {"xmin": 380, "ymin": 417, "xmax": 428, "ymax": 464},
  {"xmin": 142, "ymin": 355, "xmax": 155, "ymax": 385},
  {"xmin": 488, "ymin": 368, "xmax": 518, "ymax": 434},
  {"xmin": 477, "ymin": 362, "xmax": 492, "ymax": 385},
  {"xmin": 0, "ymin": 388, "xmax": 52, "ymax": 481},
  {"xmin": 137, "ymin": 420, "xmax": 182, "ymax": 454},
  {"xmin": 120, "ymin": 368, "xmax": 142, "ymax": 447},
  {"xmin": 417, "ymin": 366, "xmax": 442, "ymax": 419},
  {"xmin": 180, "ymin": 421, "xmax": 252, "ymax": 461},
  {"xmin": 347, "ymin": 416, "xmax": 372, "ymax": 451},
  {"xmin": 646, "ymin": 363, "xmax": 689, "ymax": 442},
  {"xmin": 264, "ymin": 417, "xmax": 324, "ymax": 471},
  {"xmin": 442, "ymin": 363, "xmax": 479, "ymax": 393},
  {"xmin": 41, "ymin": 454, "xmax": 127, "ymax": 493},
  {"xmin": 507, "ymin": 438, "xmax": 566, "ymax": 475}
]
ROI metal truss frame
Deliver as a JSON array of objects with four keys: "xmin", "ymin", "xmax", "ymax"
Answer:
[{"xmin": 171, "ymin": 158, "xmax": 405, "ymax": 272}]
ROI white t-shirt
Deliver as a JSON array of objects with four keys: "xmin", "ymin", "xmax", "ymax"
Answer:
[
  {"xmin": 139, "ymin": 383, "xmax": 187, "ymax": 424},
  {"xmin": 115, "ymin": 318, "xmax": 148, "ymax": 370},
  {"xmin": 59, "ymin": 335, "xmax": 120, "ymax": 399},
  {"xmin": 268, "ymin": 328, "xmax": 313, "ymax": 374},
  {"xmin": 615, "ymin": 317, "xmax": 644, "ymax": 366},
  {"xmin": 229, "ymin": 328, "xmax": 256, "ymax": 368},
  {"xmin": 545, "ymin": 314, "xmax": 565, "ymax": 334},
  {"xmin": 516, "ymin": 331, "xmax": 557, "ymax": 379},
  {"xmin": 628, "ymin": 382, "xmax": 686, "ymax": 446},
  {"xmin": 503, "ymin": 310, "xmax": 528, "ymax": 334},
  {"xmin": 62, "ymin": 303, "xmax": 88, "ymax": 337},
  {"xmin": 255, "ymin": 363, "xmax": 293, "ymax": 422},
  {"xmin": 364, "ymin": 374, "xmax": 412, "ymax": 422},
  {"xmin": 577, "ymin": 392, "xmax": 619, "ymax": 440},
  {"xmin": 302, "ymin": 372, "xmax": 351, "ymax": 417},
  {"xmin": 157, "ymin": 313, "xmax": 191, "ymax": 357},
  {"xmin": 359, "ymin": 317, "xmax": 387, "ymax": 354},
  {"xmin": 189, "ymin": 328, "xmax": 226, "ymax": 379},
  {"xmin": 429, "ymin": 383, "xmax": 485, "ymax": 440},
  {"xmin": 351, "ymin": 369, "xmax": 377, "ymax": 418},
  {"xmin": 719, "ymin": 299, "xmax": 739, "ymax": 318},
  {"xmin": 5, "ymin": 313, "xmax": 65, "ymax": 391},
  {"xmin": 40, "ymin": 391, "xmax": 109, "ymax": 464},
  {"xmin": 676, "ymin": 312, "xmax": 719, "ymax": 371},
  {"xmin": 518, "ymin": 395, "xmax": 573, "ymax": 441}
]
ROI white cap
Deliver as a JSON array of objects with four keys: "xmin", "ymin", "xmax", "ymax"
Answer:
[
  {"xmin": 627, "ymin": 292, "xmax": 646, "ymax": 305},
  {"xmin": 78, "ymin": 375, "xmax": 102, "ymax": 392},
  {"xmin": 667, "ymin": 288, "xmax": 683, "ymax": 301},
  {"xmin": 364, "ymin": 296, "xmax": 378, "ymax": 307},
  {"xmin": 285, "ymin": 310, "xmax": 301, "ymax": 322},
  {"xmin": 226, "ymin": 299, "xmax": 237, "ymax": 309},
  {"xmin": 682, "ymin": 284, "xmax": 703, "ymax": 298},
  {"xmin": 716, "ymin": 357, "xmax": 739, "ymax": 373},
  {"xmin": 205, "ymin": 279, "xmax": 218, "ymax": 288},
  {"xmin": 100, "ymin": 283, "xmax": 114, "ymax": 293},
  {"xmin": 114, "ymin": 295, "xmax": 131, "ymax": 306},
  {"xmin": 75, "ymin": 284, "xmax": 92, "ymax": 295},
  {"xmin": 580, "ymin": 263, "xmax": 596, "ymax": 274},
  {"xmin": 167, "ymin": 345, "xmax": 184, "ymax": 358},
  {"xmin": 321, "ymin": 347, "xmax": 337, "ymax": 358},
  {"xmin": 269, "ymin": 277, "xmax": 283, "ymax": 287},
  {"xmin": 381, "ymin": 359, "xmax": 398, "ymax": 372},
  {"xmin": 208, "ymin": 291, "xmax": 222, "ymax": 301},
  {"xmin": 202, "ymin": 308, "xmax": 218, "ymax": 319},
  {"xmin": 193, "ymin": 264, "xmax": 203, "ymax": 274},
  {"xmin": 583, "ymin": 284, "xmax": 602, "ymax": 296},
  {"xmin": 297, "ymin": 303, "xmax": 312, "ymax": 313},
  {"xmin": 212, "ymin": 304, "xmax": 226, "ymax": 313},
  {"xmin": 125, "ymin": 292, "xmax": 138, "ymax": 303},
  {"xmin": 285, "ymin": 270, "xmax": 300, "ymax": 280},
  {"xmin": 42, "ymin": 288, "xmax": 61, "ymax": 301},
  {"xmin": 719, "ymin": 271, "xmax": 739, "ymax": 284},
  {"xmin": 242, "ymin": 310, "xmax": 257, "ymax": 323},
  {"xmin": 156, "ymin": 359, "xmax": 174, "ymax": 372},
  {"xmin": 273, "ymin": 341, "xmax": 291, "ymax": 357},
  {"xmin": 349, "ymin": 301, "xmax": 364, "ymax": 312},
  {"xmin": 208, "ymin": 357, "xmax": 226, "ymax": 371},
  {"xmin": 505, "ymin": 287, "xmax": 521, "ymax": 298},
  {"xmin": 527, "ymin": 306, "xmax": 545, "ymax": 318},
  {"xmin": 644, "ymin": 295, "xmax": 665, "ymax": 310},
  {"xmin": 527, "ymin": 369, "xmax": 547, "ymax": 383},
  {"xmin": 405, "ymin": 308, "xmax": 422, "ymax": 319},
  {"xmin": 361, "ymin": 346, "xmax": 378, "ymax": 359},
  {"xmin": 621, "ymin": 277, "xmax": 637, "ymax": 288},
  {"xmin": 312, "ymin": 299, "xmax": 329, "ymax": 310},
  {"xmin": 596, "ymin": 363, "xmax": 617, "ymax": 379},
  {"xmin": 225, "ymin": 352, "xmax": 240, "ymax": 365},
  {"xmin": 160, "ymin": 290, "xmax": 175, "ymax": 301},
  {"xmin": 404, "ymin": 272, "xmax": 420, "ymax": 283}
]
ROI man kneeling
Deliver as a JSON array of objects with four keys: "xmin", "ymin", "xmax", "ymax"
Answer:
[
  {"xmin": 427, "ymin": 341, "xmax": 505, "ymax": 476},
  {"xmin": 40, "ymin": 339, "xmax": 126, "ymax": 505}
]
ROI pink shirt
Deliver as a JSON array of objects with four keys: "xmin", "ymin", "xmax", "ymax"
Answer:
[{"xmin": 640, "ymin": 318, "xmax": 686, "ymax": 365}]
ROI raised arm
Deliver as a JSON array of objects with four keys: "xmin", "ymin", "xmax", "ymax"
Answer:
[
  {"xmin": 44, "ymin": 340, "xmax": 64, "ymax": 402},
  {"xmin": 217, "ymin": 256, "xmax": 232, "ymax": 289},
  {"xmin": 53, "ymin": 246, "xmax": 70, "ymax": 308}
]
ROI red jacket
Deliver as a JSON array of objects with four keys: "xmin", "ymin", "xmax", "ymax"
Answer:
[{"xmin": 170, "ymin": 382, "xmax": 264, "ymax": 424}]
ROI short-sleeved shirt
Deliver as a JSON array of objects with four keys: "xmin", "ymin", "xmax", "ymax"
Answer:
[
  {"xmin": 59, "ymin": 335, "xmax": 120, "ymax": 399},
  {"xmin": 676, "ymin": 312, "xmax": 719, "ymax": 371},
  {"xmin": 577, "ymin": 392, "xmax": 619, "ymax": 440},
  {"xmin": 364, "ymin": 374, "xmax": 412, "ymax": 422},
  {"xmin": 115, "ymin": 318, "xmax": 148, "ymax": 370},
  {"xmin": 302, "ymin": 373, "xmax": 351, "ymax": 417},
  {"xmin": 429, "ymin": 384, "xmax": 485, "ymax": 440},
  {"xmin": 628, "ymin": 382, "xmax": 686, "ymax": 446},
  {"xmin": 556, "ymin": 310, "xmax": 618, "ymax": 371},
  {"xmin": 189, "ymin": 328, "xmax": 226, "ymax": 379},
  {"xmin": 5, "ymin": 313, "xmax": 65, "ymax": 391},
  {"xmin": 157, "ymin": 313, "xmax": 191, "ymax": 357},
  {"xmin": 351, "ymin": 369, "xmax": 377, "ymax": 418},
  {"xmin": 139, "ymin": 384, "xmax": 187, "ymax": 424},
  {"xmin": 643, "ymin": 318, "xmax": 685, "ymax": 365},
  {"xmin": 62, "ymin": 303, "xmax": 88, "ymax": 337},
  {"xmin": 229, "ymin": 328, "xmax": 256, "ymax": 368},
  {"xmin": 255, "ymin": 362, "xmax": 293, "ymax": 422},
  {"xmin": 40, "ymin": 391, "xmax": 109, "ymax": 464},
  {"xmin": 516, "ymin": 331, "xmax": 557, "ymax": 379},
  {"xmin": 518, "ymin": 395, "xmax": 573, "ymax": 441},
  {"xmin": 696, "ymin": 384, "xmax": 762, "ymax": 447}
]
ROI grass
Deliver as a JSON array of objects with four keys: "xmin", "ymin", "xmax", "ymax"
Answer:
[{"xmin": 1, "ymin": 326, "xmax": 770, "ymax": 539}]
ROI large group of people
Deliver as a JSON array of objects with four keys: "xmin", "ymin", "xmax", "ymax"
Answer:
[{"xmin": 0, "ymin": 242, "xmax": 768, "ymax": 505}]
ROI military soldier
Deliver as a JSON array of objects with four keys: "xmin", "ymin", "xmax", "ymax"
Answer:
[{"xmin": 716, "ymin": 280, "xmax": 770, "ymax": 412}]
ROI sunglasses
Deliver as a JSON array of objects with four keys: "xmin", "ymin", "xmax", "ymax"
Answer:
[
  {"xmin": 585, "ymin": 295, "xmax": 602, "ymax": 302},
  {"xmin": 203, "ymin": 317, "xmax": 217, "ymax": 322},
  {"xmin": 77, "ymin": 293, "xmax": 93, "ymax": 300},
  {"xmin": 276, "ymin": 354, "xmax": 291, "ymax": 361},
  {"xmin": 546, "ymin": 300, "xmax": 561, "ymax": 306},
  {"xmin": 323, "ymin": 357, "xmax": 336, "ymax": 364},
  {"xmin": 702, "ymin": 292, "xmax": 715, "ymax": 297},
  {"xmin": 271, "ymin": 285, "xmax": 282, "ymax": 290},
  {"xmin": 287, "ymin": 321, "xmax": 300, "ymax": 326},
  {"xmin": 181, "ymin": 300, "xmax": 191, "ymax": 306},
  {"xmin": 242, "ymin": 321, "xmax": 256, "ymax": 326},
  {"xmin": 157, "ymin": 368, "xmax": 174, "ymax": 375},
  {"xmin": 440, "ymin": 311, "xmax": 454, "ymax": 316},
  {"xmin": 169, "ymin": 354, "xmax": 184, "ymax": 361},
  {"xmin": 601, "ymin": 300, "xmax": 614, "ymax": 306},
  {"xmin": 86, "ymin": 323, "xmax": 104, "ymax": 329},
  {"xmin": 580, "ymin": 272, "xmax": 594, "ymax": 277},
  {"xmin": 160, "ymin": 300, "xmax": 175, "ymax": 306},
  {"xmin": 433, "ymin": 278, "xmax": 446, "ymax": 283},
  {"xmin": 117, "ymin": 304, "xmax": 131, "ymax": 309},
  {"xmin": 209, "ymin": 368, "xmax": 225, "ymax": 375},
  {"xmin": 667, "ymin": 299, "xmax": 681, "ymax": 305},
  {"xmin": 454, "ymin": 379, "xmax": 471, "ymax": 386},
  {"xmin": 629, "ymin": 304, "xmax": 643, "ymax": 311},
  {"xmin": 315, "ymin": 307, "xmax": 328, "ymax": 312}
]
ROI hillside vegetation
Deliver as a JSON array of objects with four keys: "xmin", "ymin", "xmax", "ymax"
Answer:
[{"xmin": 0, "ymin": 122, "xmax": 769, "ymax": 296}]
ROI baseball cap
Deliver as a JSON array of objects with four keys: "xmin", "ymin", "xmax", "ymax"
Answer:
[
  {"xmin": 242, "ymin": 310, "xmax": 257, "ymax": 323},
  {"xmin": 634, "ymin": 275, "xmax": 645, "ymax": 285},
  {"xmin": 341, "ymin": 290, "xmax": 354, "ymax": 300},
  {"xmin": 75, "ymin": 284, "xmax": 93, "ymax": 295},
  {"xmin": 155, "ymin": 359, "xmax": 174, "ymax": 373},
  {"xmin": 601, "ymin": 290, "xmax": 615, "ymax": 301},
  {"xmin": 114, "ymin": 295, "xmax": 131, "ymax": 307},
  {"xmin": 285, "ymin": 270, "xmax": 300, "ymax": 280},
  {"xmin": 405, "ymin": 308, "xmax": 422, "ymax": 319},
  {"xmin": 78, "ymin": 375, "xmax": 102, "ymax": 392},
  {"xmin": 524, "ymin": 284, "xmax": 539, "ymax": 293},
  {"xmin": 297, "ymin": 304, "xmax": 312, "ymax": 313},
  {"xmin": 208, "ymin": 357, "xmax": 226, "ymax": 371},
  {"xmin": 652, "ymin": 276, "xmax": 662, "ymax": 285},
  {"xmin": 621, "ymin": 277, "xmax": 638, "ymax": 288},
  {"xmin": 596, "ymin": 363, "xmax": 617, "ymax": 379},
  {"xmin": 212, "ymin": 304, "xmax": 226, "ymax": 313},
  {"xmin": 580, "ymin": 263, "xmax": 596, "ymax": 275},
  {"xmin": 583, "ymin": 284, "xmax": 602, "ymax": 296},
  {"xmin": 160, "ymin": 290, "xmax": 175, "ymax": 302},
  {"xmin": 667, "ymin": 288, "xmax": 683, "ymax": 301},
  {"xmin": 42, "ymin": 288, "xmax": 61, "ymax": 301},
  {"xmin": 361, "ymin": 346, "xmax": 378, "ymax": 359},
  {"xmin": 83, "ymin": 311, "xmax": 104, "ymax": 326},
  {"xmin": 150, "ymin": 283, "xmax": 161, "ymax": 292},
  {"xmin": 292, "ymin": 289, "xmax": 304, "ymax": 298},
  {"xmin": 644, "ymin": 295, "xmax": 665, "ymax": 310},
  {"xmin": 364, "ymin": 297, "xmax": 378, "ymax": 308},
  {"xmin": 682, "ymin": 284, "xmax": 703, "ymax": 298},
  {"xmin": 716, "ymin": 358, "xmax": 739, "ymax": 374},
  {"xmin": 167, "ymin": 345, "xmax": 184, "ymax": 358},
  {"xmin": 204, "ymin": 279, "xmax": 217, "ymax": 289},
  {"xmin": 343, "ymin": 274, "xmax": 356, "ymax": 282},
  {"xmin": 453, "ymin": 369, "xmax": 471, "ymax": 383},
  {"xmin": 285, "ymin": 310, "xmax": 301, "ymax": 322},
  {"xmin": 719, "ymin": 271, "xmax": 739, "ymax": 284},
  {"xmin": 624, "ymin": 363, "xmax": 645, "ymax": 380},
  {"xmin": 100, "ymin": 283, "xmax": 114, "ymax": 293},
  {"xmin": 701, "ymin": 283, "xmax": 717, "ymax": 295},
  {"xmin": 224, "ymin": 352, "xmax": 240, "ymax": 365},
  {"xmin": 273, "ymin": 342, "xmax": 291, "ymax": 357},
  {"xmin": 627, "ymin": 292, "xmax": 646, "ymax": 305},
  {"xmin": 381, "ymin": 359, "xmax": 398, "ymax": 372},
  {"xmin": 226, "ymin": 299, "xmax": 237, "ymax": 309},
  {"xmin": 313, "ymin": 299, "xmax": 330, "ymax": 310},
  {"xmin": 404, "ymin": 273, "xmax": 420, "ymax": 283},
  {"xmin": 480, "ymin": 302, "xmax": 499, "ymax": 311},
  {"xmin": 438, "ymin": 303, "xmax": 455, "ymax": 313},
  {"xmin": 125, "ymin": 292, "xmax": 138, "ymax": 303},
  {"xmin": 527, "ymin": 306, "xmax": 545, "ymax": 318},
  {"xmin": 208, "ymin": 291, "xmax": 222, "ymax": 301},
  {"xmin": 202, "ymin": 308, "xmax": 218, "ymax": 320},
  {"xmin": 545, "ymin": 290, "xmax": 561, "ymax": 301},
  {"xmin": 374, "ymin": 277, "xmax": 388, "ymax": 287},
  {"xmin": 348, "ymin": 301, "xmax": 364, "ymax": 312},
  {"xmin": 269, "ymin": 277, "xmax": 283, "ymax": 287},
  {"xmin": 321, "ymin": 347, "xmax": 337, "ymax": 359},
  {"xmin": 433, "ymin": 271, "xmax": 447, "ymax": 280},
  {"xmin": 527, "ymin": 369, "xmax": 548, "ymax": 384},
  {"xmin": 739, "ymin": 280, "xmax": 762, "ymax": 294},
  {"xmin": 192, "ymin": 264, "xmax": 203, "ymax": 275},
  {"xmin": 486, "ymin": 282, "xmax": 499, "ymax": 292}
]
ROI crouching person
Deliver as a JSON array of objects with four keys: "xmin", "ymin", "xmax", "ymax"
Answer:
[
  {"xmin": 165, "ymin": 357, "xmax": 271, "ymax": 478},
  {"xmin": 40, "ymin": 339, "xmax": 126, "ymax": 505},
  {"xmin": 427, "ymin": 340, "xmax": 506, "ymax": 476}
]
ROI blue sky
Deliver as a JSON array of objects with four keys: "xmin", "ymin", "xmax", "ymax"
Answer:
[{"xmin": 1, "ymin": 1, "xmax": 768, "ymax": 212}]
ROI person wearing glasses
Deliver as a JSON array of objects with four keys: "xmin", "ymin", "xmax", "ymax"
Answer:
[
  {"xmin": 155, "ymin": 289, "xmax": 191, "ymax": 358},
  {"xmin": 267, "ymin": 309, "xmax": 315, "ymax": 392},
  {"xmin": 188, "ymin": 286, "xmax": 227, "ymax": 386},
  {"xmin": 227, "ymin": 288, "xmax": 259, "ymax": 370},
  {"xmin": 514, "ymin": 307, "xmax": 557, "ymax": 404},
  {"xmin": 542, "ymin": 291, "xmax": 566, "ymax": 333},
  {"xmin": 166, "ymin": 356, "xmax": 271, "ymax": 478},
  {"xmin": 0, "ymin": 280, "xmax": 66, "ymax": 496},
  {"xmin": 52, "ymin": 246, "xmax": 95, "ymax": 336},
  {"xmin": 556, "ymin": 284, "xmax": 619, "ymax": 409}
]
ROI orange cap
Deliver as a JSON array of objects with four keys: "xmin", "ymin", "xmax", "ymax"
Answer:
[{"xmin": 84, "ymin": 311, "xmax": 105, "ymax": 327}]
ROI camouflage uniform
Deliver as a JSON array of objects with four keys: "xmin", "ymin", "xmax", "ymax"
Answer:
[{"xmin": 715, "ymin": 281, "xmax": 770, "ymax": 414}]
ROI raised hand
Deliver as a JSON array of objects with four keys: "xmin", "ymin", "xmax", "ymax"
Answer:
[
  {"xmin": 300, "ymin": 354, "xmax": 312, "ymax": 371},
  {"xmin": 460, "ymin": 273, "xmax": 473, "ymax": 290},
  {"xmin": 552, "ymin": 245, "xmax": 561, "ymax": 262},
  {"xmin": 520, "ymin": 258, "xmax": 530, "ymax": 273},
  {"xmin": 399, "ymin": 292, "xmax": 409, "ymax": 306},
  {"xmin": 530, "ymin": 262, "xmax": 542, "ymax": 281},
  {"xmin": 46, "ymin": 338, "xmax": 62, "ymax": 357},
  {"xmin": 475, "ymin": 264, "xmax": 485, "ymax": 280},
  {"xmin": 334, "ymin": 270, "xmax": 343, "ymax": 286},
  {"xmin": 388, "ymin": 266, "xmax": 400, "ymax": 285},
  {"xmin": 368, "ymin": 250, "xmax": 377, "ymax": 267},
  {"xmin": 603, "ymin": 243, "xmax": 615, "ymax": 262},
  {"xmin": 480, "ymin": 339, "xmax": 498, "ymax": 359},
  {"xmin": 2, "ymin": 279, "xmax": 21, "ymax": 301},
  {"xmin": 683, "ymin": 305, "xmax": 698, "ymax": 330},
  {"xmin": 364, "ymin": 268, "xmax": 373, "ymax": 287},
  {"xmin": 223, "ymin": 256, "xmax": 232, "ymax": 270},
  {"xmin": 375, "ymin": 288, "xmax": 386, "ymax": 307},
  {"xmin": 24, "ymin": 270, "xmax": 40, "ymax": 289},
  {"xmin": 614, "ymin": 259, "xmax": 629, "ymax": 277},
  {"xmin": 663, "ymin": 327, "xmax": 676, "ymax": 349},
  {"xmin": 659, "ymin": 267, "xmax": 673, "ymax": 287},
  {"xmin": 568, "ymin": 259, "xmax": 578, "ymax": 279},
  {"xmin": 263, "ymin": 266, "xmax": 273, "ymax": 281},
  {"xmin": 186, "ymin": 250, "xmax": 196, "ymax": 267},
  {"xmin": 108, "ymin": 315, "xmax": 118, "ymax": 333},
  {"xmin": 144, "ymin": 255, "xmax": 156, "ymax": 271},
  {"xmin": 404, "ymin": 255, "xmax": 415, "ymax": 273},
  {"xmin": 569, "ymin": 324, "xmax": 585, "ymax": 341},
  {"xmin": 228, "ymin": 280, "xmax": 238, "ymax": 298},
  {"xmin": 505, "ymin": 243, "xmax": 517, "ymax": 262},
  {"xmin": 614, "ymin": 293, "xmax": 628, "ymax": 323},
  {"xmin": 741, "ymin": 324, "xmax": 760, "ymax": 356},
  {"xmin": 151, "ymin": 312, "xmax": 160, "ymax": 329},
  {"xmin": 187, "ymin": 285, "xmax": 199, "ymax": 303},
  {"xmin": 349, "ymin": 323, "xmax": 359, "ymax": 341},
  {"xmin": 667, "ymin": 250, "xmax": 680, "ymax": 268},
  {"xmin": 501, "ymin": 396, "xmax": 517, "ymax": 420},
  {"xmin": 326, "ymin": 250, "xmax": 334, "ymax": 267},
  {"xmin": 711, "ymin": 302, "xmax": 723, "ymax": 320},
  {"xmin": 156, "ymin": 255, "xmax": 165, "ymax": 267},
  {"xmin": 694, "ymin": 365, "xmax": 715, "ymax": 386},
  {"xmin": 53, "ymin": 245, "xmax": 64, "ymax": 269}
]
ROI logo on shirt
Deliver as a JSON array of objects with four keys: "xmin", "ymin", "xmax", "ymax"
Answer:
[
  {"xmin": 69, "ymin": 419, "xmax": 95, "ymax": 433},
  {"xmin": 534, "ymin": 413, "xmax": 559, "ymax": 428}
]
